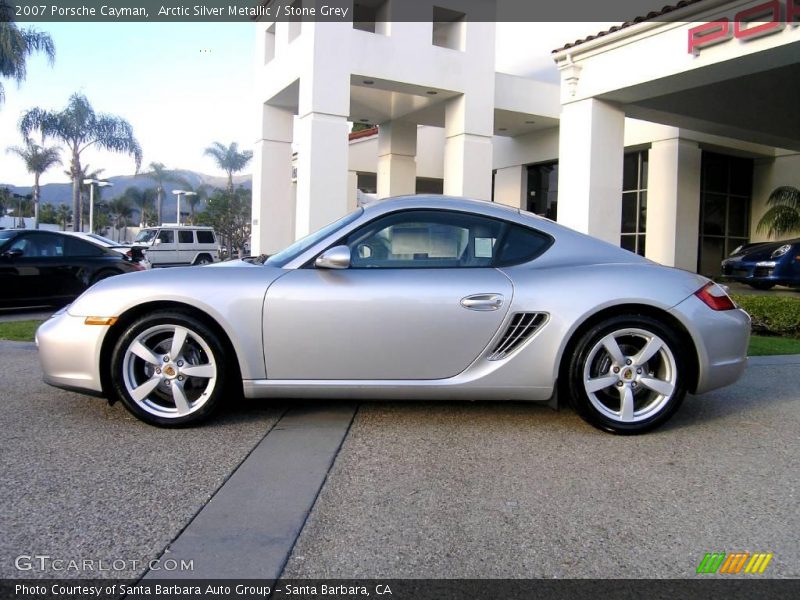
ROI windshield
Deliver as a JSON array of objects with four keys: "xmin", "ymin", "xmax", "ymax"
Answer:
[
  {"xmin": 87, "ymin": 233, "xmax": 118, "ymax": 246},
  {"xmin": 266, "ymin": 209, "xmax": 363, "ymax": 267},
  {"xmin": 134, "ymin": 229, "xmax": 157, "ymax": 243}
]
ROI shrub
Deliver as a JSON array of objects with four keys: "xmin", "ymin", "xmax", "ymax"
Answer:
[{"xmin": 731, "ymin": 294, "xmax": 800, "ymax": 337}]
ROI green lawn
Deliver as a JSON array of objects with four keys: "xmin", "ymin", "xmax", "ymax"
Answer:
[
  {"xmin": 747, "ymin": 335, "xmax": 800, "ymax": 356},
  {"xmin": 0, "ymin": 321, "xmax": 799, "ymax": 357},
  {"xmin": 0, "ymin": 320, "xmax": 44, "ymax": 342}
]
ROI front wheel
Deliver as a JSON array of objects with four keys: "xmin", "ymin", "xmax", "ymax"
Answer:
[
  {"xmin": 566, "ymin": 315, "xmax": 687, "ymax": 434},
  {"xmin": 110, "ymin": 311, "xmax": 227, "ymax": 427},
  {"xmin": 748, "ymin": 282, "xmax": 775, "ymax": 290}
]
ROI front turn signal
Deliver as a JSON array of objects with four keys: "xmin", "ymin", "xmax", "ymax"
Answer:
[{"xmin": 84, "ymin": 317, "xmax": 118, "ymax": 326}]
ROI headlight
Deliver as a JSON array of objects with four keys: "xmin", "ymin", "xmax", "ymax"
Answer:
[
  {"xmin": 731, "ymin": 245, "xmax": 743, "ymax": 256},
  {"xmin": 771, "ymin": 244, "xmax": 792, "ymax": 258}
]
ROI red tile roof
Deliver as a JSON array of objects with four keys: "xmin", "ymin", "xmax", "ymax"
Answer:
[
  {"xmin": 349, "ymin": 126, "xmax": 379, "ymax": 141},
  {"xmin": 552, "ymin": 0, "xmax": 708, "ymax": 53}
]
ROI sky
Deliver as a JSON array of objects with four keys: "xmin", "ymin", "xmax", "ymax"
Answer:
[{"xmin": 0, "ymin": 21, "xmax": 611, "ymax": 188}]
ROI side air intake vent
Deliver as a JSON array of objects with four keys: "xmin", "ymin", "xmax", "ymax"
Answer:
[{"xmin": 488, "ymin": 312, "xmax": 548, "ymax": 361}]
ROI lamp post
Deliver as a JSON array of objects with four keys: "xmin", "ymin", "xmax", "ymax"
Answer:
[
  {"xmin": 171, "ymin": 190, "xmax": 197, "ymax": 225},
  {"xmin": 83, "ymin": 179, "xmax": 113, "ymax": 233}
]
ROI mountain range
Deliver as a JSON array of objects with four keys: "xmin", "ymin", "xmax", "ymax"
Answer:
[{"xmin": 1, "ymin": 170, "xmax": 252, "ymax": 222}]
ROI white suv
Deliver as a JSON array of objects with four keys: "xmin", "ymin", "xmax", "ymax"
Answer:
[{"xmin": 133, "ymin": 226, "xmax": 219, "ymax": 267}]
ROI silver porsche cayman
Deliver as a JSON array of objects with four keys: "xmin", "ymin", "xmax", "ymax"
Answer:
[{"xmin": 36, "ymin": 196, "xmax": 750, "ymax": 434}]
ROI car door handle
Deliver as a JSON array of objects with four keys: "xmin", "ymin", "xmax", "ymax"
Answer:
[{"xmin": 460, "ymin": 293, "xmax": 504, "ymax": 311}]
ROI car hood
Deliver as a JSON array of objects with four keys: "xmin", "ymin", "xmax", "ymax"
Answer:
[{"xmin": 731, "ymin": 240, "xmax": 797, "ymax": 261}]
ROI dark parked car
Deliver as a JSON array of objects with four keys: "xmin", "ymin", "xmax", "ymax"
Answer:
[
  {"xmin": 721, "ymin": 238, "xmax": 800, "ymax": 289},
  {"xmin": 0, "ymin": 229, "xmax": 146, "ymax": 308}
]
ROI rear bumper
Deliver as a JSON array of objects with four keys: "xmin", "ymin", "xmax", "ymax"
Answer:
[
  {"xmin": 669, "ymin": 295, "xmax": 750, "ymax": 394},
  {"xmin": 36, "ymin": 311, "xmax": 107, "ymax": 395}
]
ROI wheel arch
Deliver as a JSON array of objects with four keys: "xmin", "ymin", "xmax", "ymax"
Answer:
[
  {"xmin": 99, "ymin": 300, "xmax": 243, "ymax": 401},
  {"xmin": 193, "ymin": 253, "xmax": 213, "ymax": 265},
  {"xmin": 556, "ymin": 303, "xmax": 700, "ymax": 400}
]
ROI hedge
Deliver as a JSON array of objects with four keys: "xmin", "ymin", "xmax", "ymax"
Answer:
[{"xmin": 730, "ymin": 294, "xmax": 800, "ymax": 338}]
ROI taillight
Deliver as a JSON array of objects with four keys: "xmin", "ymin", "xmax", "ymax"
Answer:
[{"xmin": 695, "ymin": 282, "xmax": 736, "ymax": 311}]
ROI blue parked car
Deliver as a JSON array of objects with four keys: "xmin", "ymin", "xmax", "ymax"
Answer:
[{"xmin": 721, "ymin": 239, "xmax": 800, "ymax": 289}]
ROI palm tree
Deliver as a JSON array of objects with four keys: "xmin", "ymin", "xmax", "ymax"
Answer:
[
  {"xmin": 55, "ymin": 203, "xmax": 71, "ymax": 231},
  {"xmin": 0, "ymin": 3, "xmax": 55, "ymax": 105},
  {"xmin": 20, "ymin": 93, "xmax": 142, "ymax": 232},
  {"xmin": 6, "ymin": 138, "xmax": 61, "ymax": 228},
  {"xmin": 38, "ymin": 202, "xmax": 57, "ymax": 225},
  {"xmin": 105, "ymin": 197, "xmax": 133, "ymax": 242},
  {"xmin": 123, "ymin": 186, "xmax": 157, "ymax": 227},
  {"xmin": 66, "ymin": 164, "xmax": 105, "ymax": 231},
  {"xmin": 144, "ymin": 162, "xmax": 187, "ymax": 225},
  {"xmin": 756, "ymin": 186, "xmax": 800, "ymax": 239},
  {"xmin": 203, "ymin": 142, "xmax": 252, "ymax": 194}
]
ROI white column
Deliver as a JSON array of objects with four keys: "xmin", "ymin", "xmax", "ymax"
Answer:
[
  {"xmin": 377, "ymin": 121, "xmax": 417, "ymax": 198},
  {"xmin": 295, "ymin": 111, "xmax": 350, "ymax": 238},
  {"xmin": 493, "ymin": 165, "xmax": 526, "ymax": 209},
  {"xmin": 556, "ymin": 98, "xmax": 625, "ymax": 244},
  {"xmin": 347, "ymin": 170, "xmax": 359, "ymax": 211},
  {"xmin": 252, "ymin": 104, "xmax": 294, "ymax": 256},
  {"xmin": 645, "ymin": 138, "xmax": 701, "ymax": 270},
  {"xmin": 443, "ymin": 95, "xmax": 494, "ymax": 200}
]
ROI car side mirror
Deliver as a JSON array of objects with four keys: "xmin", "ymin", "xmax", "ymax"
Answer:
[
  {"xmin": 154, "ymin": 238, "xmax": 162, "ymax": 245},
  {"xmin": 315, "ymin": 245, "xmax": 351, "ymax": 270},
  {"xmin": 1, "ymin": 248, "xmax": 23, "ymax": 260}
]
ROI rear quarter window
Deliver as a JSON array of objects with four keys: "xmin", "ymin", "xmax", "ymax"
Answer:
[
  {"xmin": 495, "ymin": 225, "xmax": 553, "ymax": 267},
  {"xmin": 196, "ymin": 231, "xmax": 215, "ymax": 244},
  {"xmin": 178, "ymin": 230, "xmax": 194, "ymax": 243}
]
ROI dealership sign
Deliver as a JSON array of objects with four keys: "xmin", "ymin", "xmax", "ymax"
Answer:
[{"xmin": 688, "ymin": 0, "xmax": 799, "ymax": 54}]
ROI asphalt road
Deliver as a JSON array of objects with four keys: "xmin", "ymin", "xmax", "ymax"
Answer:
[
  {"xmin": 0, "ymin": 341, "xmax": 286, "ymax": 580},
  {"xmin": 1, "ymin": 342, "xmax": 798, "ymax": 580}
]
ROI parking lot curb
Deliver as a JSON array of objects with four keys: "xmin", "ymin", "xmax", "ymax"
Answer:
[{"xmin": 143, "ymin": 403, "xmax": 358, "ymax": 580}]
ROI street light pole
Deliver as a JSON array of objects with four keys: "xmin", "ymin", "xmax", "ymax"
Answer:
[
  {"xmin": 172, "ymin": 190, "xmax": 196, "ymax": 225},
  {"xmin": 83, "ymin": 179, "xmax": 113, "ymax": 233}
]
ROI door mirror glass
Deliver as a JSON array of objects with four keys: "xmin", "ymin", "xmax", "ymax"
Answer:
[{"xmin": 315, "ymin": 245, "xmax": 351, "ymax": 270}]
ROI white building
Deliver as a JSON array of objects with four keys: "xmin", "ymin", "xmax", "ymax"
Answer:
[{"xmin": 253, "ymin": 0, "xmax": 800, "ymax": 277}]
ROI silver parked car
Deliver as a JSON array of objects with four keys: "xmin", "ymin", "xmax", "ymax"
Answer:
[{"xmin": 36, "ymin": 196, "xmax": 750, "ymax": 434}]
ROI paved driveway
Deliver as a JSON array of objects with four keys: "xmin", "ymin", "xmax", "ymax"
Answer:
[{"xmin": 1, "ymin": 342, "xmax": 798, "ymax": 581}]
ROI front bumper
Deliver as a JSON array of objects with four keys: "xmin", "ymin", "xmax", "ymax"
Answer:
[
  {"xmin": 36, "ymin": 311, "xmax": 108, "ymax": 395},
  {"xmin": 669, "ymin": 294, "xmax": 750, "ymax": 394},
  {"xmin": 721, "ymin": 259, "xmax": 796, "ymax": 287}
]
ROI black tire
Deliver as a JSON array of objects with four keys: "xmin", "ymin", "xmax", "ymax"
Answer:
[
  {"xmin": 110, "ymin": 311, "xmax": 227, "ymax": 427},
  {"xmin": 566, "ymin": 314, "xmax": 687, "ymax": 435},
  {"xmin": 194, "ymin": 254, "xmax": 213, "ymax": 265},
  {"xmin": 748, "ymin": 282, "xmax": 775, "ymax": 290}
]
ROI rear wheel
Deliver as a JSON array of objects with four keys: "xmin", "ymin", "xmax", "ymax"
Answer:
[
  {"xmin": 567, "ymin": 315, "xmax": 687, "ymax": 434},
  {"xmin": 194, "ymin": 254, "xmax": 213, "ymax": 265},
  {"xmin": 110, "ymin": 311, "xmax": 226, "ymax": 427}
]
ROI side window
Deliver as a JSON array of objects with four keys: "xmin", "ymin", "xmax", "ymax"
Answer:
[
  {"xmin": 65, "ymin": 237, "xmax": 105, "ymax": 257},
  {"xmin": 12, "ymin": 233, "xmax": 66, "ymax": 258},
  {"xmin": 196, "ymin": 230, "xmax": 215, "ymax": 244},
  {"xmin": 345, "ymin": 210, "xmax": 503, "ymax": 269},
  {"xmin": 495, "ymin": 225, "xmax": 553, "ymax": 267},
  {"xmin": 158, "ymin": 230, "xmax": 174, "ymax": 244},
  {"xmin": 178, "ymin": 230, "xmax": 194, "ymax": 244}
]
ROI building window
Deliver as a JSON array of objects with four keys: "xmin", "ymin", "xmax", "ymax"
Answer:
[
  {"xmin": 526, "ymin": 162, "xmax": 558, "ymax": 220},
  {"xmin": 698, "ymin": 152, "xmax": 753, "ymax": 277},
  {"xmin": 620, "ymin": 151, "xmax": 648, "ymax": 256},
  {"xmin": 288, "ymin": 0, "xmax": 303, "ymax": 43},
  {"xmin": 353, "ymin": 1, "xmax": 389, "ymax": 34},
  {"xmin": 264, "ymin": 23, "xmax": 276, "ymax": 63},
  {"xmin": 432, "ymin": 6, "xmax": 465, "ymax": 51}
]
